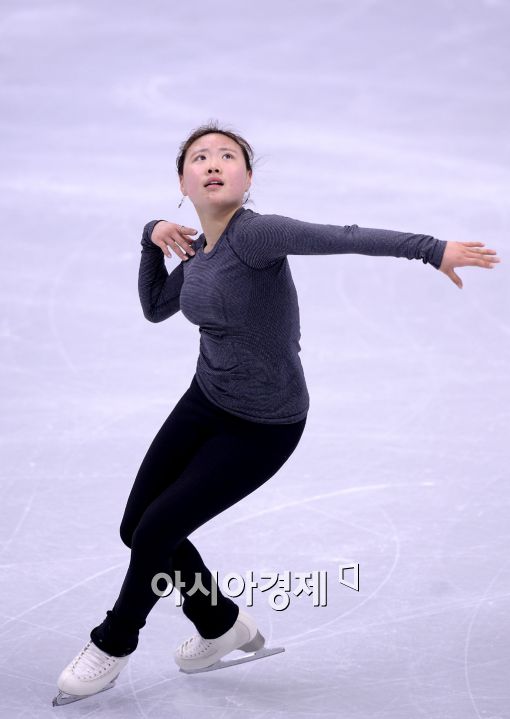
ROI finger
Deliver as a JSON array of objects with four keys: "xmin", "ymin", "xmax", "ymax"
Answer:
[
  {"xmin": 171, "ymin": 238, "xmax": 195, "ymax": 261},
  {"xmin": 463, "ymin": 250, "xmax": 501, "ymax": 268},
  {"xmin": 447, "ymin": 269, "xmax": 463, "ymax": 289},
  {"xmin": 157, "ymin": 241, "xmax": 172, "ymax": 258},
  {"xmin": 177, "ymin": 227, "xmax": 198, "ymax": 255},
  {"xmin": 178, "ymin": 226, "xmax": 199, "ymax": 241},
  {"xmin": 461, "ymin": 242, "xmax": 485, "ymax": 246},
  {"xmin": 482, "ymin": 253, "xmax": 501, "ymax": 266},
  {"xmin": 178, "ymin": 236, "xmax": 197, "ymax": 252},
  {"xmin": 469, "ymin": 257, "xmax": 498, "ymax": 269},
  {"xmin": 460, "ymin": 255, "xmax": 499, "ymax": 270},
  {"xmin": 157, "ymin": 238, "xmax": 190, "ymax": 260},
  {"xmin": 467, "ymin": 248, "xmax": 499, "ymax": 256}
]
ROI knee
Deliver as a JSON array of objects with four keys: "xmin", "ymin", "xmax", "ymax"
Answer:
[
  {"xmin": 119, "ymin": 518, "xmax": 133, "ymax": 549},
  {"xmin": 129, "ymin": 515, "xmax": 180, "ymax": 556},
  {"xmin": 120, "ymin": 512, "xmax": 160, "ymax": 551}
]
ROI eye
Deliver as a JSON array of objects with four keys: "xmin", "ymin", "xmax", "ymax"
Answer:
[{"xmin": 194, "ymin": 153, "xmax": 234, "ymax": 161}]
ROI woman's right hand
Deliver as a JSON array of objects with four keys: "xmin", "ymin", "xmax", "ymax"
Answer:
[{"xmin": 151, "ymin": 221, "xmax": 199, "ymax": 261}]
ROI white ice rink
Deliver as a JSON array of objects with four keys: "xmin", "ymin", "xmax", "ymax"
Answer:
[{"xmin": 1, "ymin": 0, "xmax": 509, "ymax": 716}]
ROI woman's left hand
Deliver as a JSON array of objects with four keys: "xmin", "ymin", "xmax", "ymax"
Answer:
[{"xmin": 439, "ymin": 241, "xmax": 501, "ymax": 289}]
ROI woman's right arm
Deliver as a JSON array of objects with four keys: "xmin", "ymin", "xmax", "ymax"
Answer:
[{"xmin": 138, "ymin": 220, "xmax": 186, "ymax": 323}]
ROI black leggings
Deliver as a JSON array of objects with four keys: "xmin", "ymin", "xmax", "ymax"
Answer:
[{"xmin": 90, "ymin": 374, "xmax": 307, "ymax": 656}]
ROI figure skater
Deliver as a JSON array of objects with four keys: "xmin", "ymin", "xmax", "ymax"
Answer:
[{"xmin": 53, "ymin": 121, "xmax": 501, "ymax": 705}]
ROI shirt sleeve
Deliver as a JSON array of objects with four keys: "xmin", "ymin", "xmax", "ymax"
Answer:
[
  {"xmin": 138, "ymin": 220, "xmax": 184, "ymax": 322},
  {"xmin": 233, "ymin": 213, "xmax": 447, "ymax": 271}
]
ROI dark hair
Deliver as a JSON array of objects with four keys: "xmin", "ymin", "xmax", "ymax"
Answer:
[{"xmin": 176, "ymin": 119, "xmax": 256, "ymax": 205}]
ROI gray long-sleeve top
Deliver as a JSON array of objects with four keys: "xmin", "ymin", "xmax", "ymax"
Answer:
[{"xmin": 138, "ymin": 207, "xmax": 447, "ymax": 424}]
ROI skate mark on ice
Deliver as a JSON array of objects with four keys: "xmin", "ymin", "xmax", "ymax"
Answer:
[
  {"xmin": 126, "ymin": 659, "xmax": 150, "ymax": 719},
  {"xmin": 198, "ymin": 493, "xmax": 402, "ymax": 648},
  {"xmin": 0, "ymin": 616, "xmax": 79, "ymax": 642},
  {"xmin": 0, "ymin": 562, "xmax": 125, "ymax": 633},
  {"xmin": 282, "ymin": 507, "xmax": 400, "ymax": 646},
  {"xmin": 0, "ymin": 475, "xmax": 41, "ymax": 558},
  {"xmin": 46, "ymin": 223, "xmax": 109, "ymax": 376},
  {"xmin": 463, "ymin": 560, "xmax": 508, "ymax": 719},
  {"xmin": 196, "ymin": 481, "xmax": 428, "ymax": 539}
]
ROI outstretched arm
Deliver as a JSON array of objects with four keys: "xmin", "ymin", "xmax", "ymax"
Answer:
[
  {"xmin": 232, "ymin": 213, "xmax": 501, "ymax": 287},
  {"xmin": 138, "ymin": 220, "xmax": 185, "ymax": 322},
  {"xmin": 233, "ymin": 213, "xmax": 447, "ymax": 269}
]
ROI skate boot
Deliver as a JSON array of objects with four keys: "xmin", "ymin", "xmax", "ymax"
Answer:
[
  {"xmin": 52, "ymin": 640, "xmax": 129, "ymax": 706},
  {"xmin": 174, "ymin": 609, "xmax": 285, "ymax": 674}
]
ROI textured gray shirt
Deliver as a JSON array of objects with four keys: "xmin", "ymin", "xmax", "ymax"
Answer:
[{"xmin": 139, "ymin": 207, "xmax": 447, "ymax": 424}]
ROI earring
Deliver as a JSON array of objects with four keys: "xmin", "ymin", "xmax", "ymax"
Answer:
[
  {"xmin": 243, "ymin": 190, "xmax": 251, "ymax": 205},
  {"xmin": 178, "ymin": 195, "xmax": 185, "ymax": 208}
]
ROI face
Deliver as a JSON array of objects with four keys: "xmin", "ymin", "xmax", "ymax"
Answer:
[{"xmin": 179, "ymin": 133, "xmax": 252, "ymax": 211}]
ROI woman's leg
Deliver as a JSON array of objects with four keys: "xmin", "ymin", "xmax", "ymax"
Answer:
[
  {"xmin": 91, "ymin": 377, "xmax": 307, "ymax": 655},
  {"xmin": 173, "ymin": 414, "xmax": 307, "ymax": 639},
  {"xmin": 90, "ymin": 376, "xmax": 232, "ymax": 655},
  {"xmin": 118, "ymin": 376, "xmax": 214, "ymax": 544}
]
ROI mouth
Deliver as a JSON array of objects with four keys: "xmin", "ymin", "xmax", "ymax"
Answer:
[{"xmin": 204, "ymin": 181, "xmax": 224, "ymax": 188}]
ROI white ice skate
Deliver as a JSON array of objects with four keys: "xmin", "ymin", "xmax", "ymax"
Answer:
[
  {"xmin": 174, "ymin": 609, "xmax": 285, "ymax": 674},
  {"xmin": 52, "ymin": 640, "xmax": 129, "ymax": 706}
]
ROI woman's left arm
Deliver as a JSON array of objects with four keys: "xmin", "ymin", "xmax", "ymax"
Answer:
[{"xmin": 234, "ymin": 213, "xmax": 501, "ymax": 286}]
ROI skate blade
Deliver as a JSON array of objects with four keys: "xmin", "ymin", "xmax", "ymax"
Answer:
[
  {"xmin": 51, "ymin": 680, "xmax": 116, "ymax": 706},
  {"xmin": 179, "ymin": 646, "xmax": 285, "ymax": 674}
]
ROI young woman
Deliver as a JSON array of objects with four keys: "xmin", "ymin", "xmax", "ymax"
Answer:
[{"xmin": 54, "ymin": 121, "xmax": 500, "ymax": 704}]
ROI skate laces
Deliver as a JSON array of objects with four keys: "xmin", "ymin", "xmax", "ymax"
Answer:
[
  {"xmin": 72, "ymin": 641, "xmax": 119, "ymax": 679},
  {"xmin": 181, "ymin": 635, "xmax": 214, "ymax": 657}
]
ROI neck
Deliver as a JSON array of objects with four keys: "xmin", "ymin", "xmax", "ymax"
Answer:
[{"xmin": 196, "ymin": 205, "xmax": 242, "ymax": 247}]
